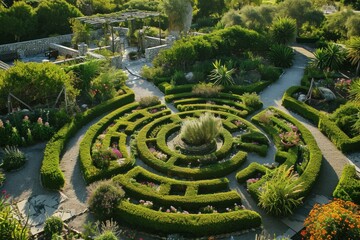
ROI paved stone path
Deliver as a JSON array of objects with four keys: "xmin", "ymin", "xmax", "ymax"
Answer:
[{"xmin": 3, "ymin": 44, "xmax": 358, "ymax": 239}]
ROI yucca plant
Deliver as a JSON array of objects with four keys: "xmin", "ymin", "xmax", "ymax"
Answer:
[
  {"xmin": 258, "ymin": 165, "xmax": 303, "ymax": 216},
  {"xmin": 268, "ymin": 44, "xmax": 295, "ymax": 68},
  {"xmin": 208, "ymin": 60, "xmax": 235, "ymax": 86},
  {"xmin": 270, "ymin": 17, "xmax": 297, "ymax": 45},
  {"xmin": 346, "ymin": 37, "xmax": 360, "ymax": 76},
  {"xmin": 1, "ymin": 146, "xmax": 26, "ymax": 171},
  {"xmin": 180, "ymin": 113, "xmax": 222, "ymax": 146}
]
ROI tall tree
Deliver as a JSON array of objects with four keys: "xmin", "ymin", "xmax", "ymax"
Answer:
[
  {"xmin": 277, "ymin": 0, "xmax": 324, "ymax": 30},
  {"xmin": 36, "ymin": 0, "xmax": 82, "ymax": 37},
  {"xmin": 162, "ymin": 0, "xmax": 193, "ymax": 37},
  {"xmin": 0, "ymin": 1, "xmax": 37, "ymax": 42}
]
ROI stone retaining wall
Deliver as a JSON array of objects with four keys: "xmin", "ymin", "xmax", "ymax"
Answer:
[
  {"xmin": 0, "ymin": 34, "xmax": 72, "ymax": 57},
  {"xmin": 50, "ymin": 43, "xmax": 79, "ymax": 57},
  {"xmin": 145, "ymin": 44, "xmax": 169, "ymax": 61},
  {"xmin": 145, "ymin": 36, "xmax": 164, "ymax": 48}
]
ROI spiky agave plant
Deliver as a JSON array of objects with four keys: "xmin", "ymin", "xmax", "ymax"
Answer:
[
  {"xmin": 258, "ymin": 165, "xmax": 303, "ymax": 216},
  {"xmin": 180, "ymin": 113, "xmax": 223, "ymax": 146}
]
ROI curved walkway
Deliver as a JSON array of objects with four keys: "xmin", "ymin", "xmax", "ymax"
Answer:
[{"xmin": 4, "ymin": 45, "xmax": 357, "ymax": 238}]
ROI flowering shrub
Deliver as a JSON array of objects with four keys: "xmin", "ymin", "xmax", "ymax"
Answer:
[
  {"xmin": 149, "ymin": 148, "xmax": 168, "ymax": 161},
  {"xmin": 335, "ymin": 78, "xmax": 352, "ymax": 92},
  {"xmin": 0, "ymin": 115, "xmax": 56, "ymax": 146},
  {"xmin": 92, "ymin": 149, "xmax": 117, "ymax": 169},
  {"xmin": 279, "ymin": 130, "xmax": 301, "ymax": 146},
  {"xmin": 140, "ymin": 181, "xmax": 160, "ymax": 191},
  {"xmin": 88, "ymin": 181, "xmax": 125, "ymax": 219},
  {"xmin": 302, "ymin": 199, "xmax": 360, "ymax": 240},
  {"xmin": 200, "ymin": 205, "xmax": 217, "ymax": 213},
  {"xmin": 139, "ymin": 200, "xmax": 154, "ymax": 209}
]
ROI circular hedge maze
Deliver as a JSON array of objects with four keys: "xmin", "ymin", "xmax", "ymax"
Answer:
[{"xmin": 79, "ymin": 90, "xmax": 322, "ymax": 237}]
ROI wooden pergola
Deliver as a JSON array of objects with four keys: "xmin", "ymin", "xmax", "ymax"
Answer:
[{"xmin": 76, "ymin": 11, "xmax": 162, "ymax": 52}]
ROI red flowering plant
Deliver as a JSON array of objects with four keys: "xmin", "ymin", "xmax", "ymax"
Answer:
[{"xmin": 302, "ymin": 199, "xmax": 360, "ymax": 240}]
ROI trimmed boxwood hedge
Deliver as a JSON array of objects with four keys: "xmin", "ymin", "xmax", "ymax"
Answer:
[
  {"xmin": 79, "ymin": 103, "xmax": 172, "ymax": 184},
  {"xmin": 40, "ymin": 89, "xmax": 135, "ymax": 190},
  {"xmin": 282, "ymin": 86, "xmax": 360, "ymax": 152},
  {"xmin": 136, "ymin": 110, "xmax": 261, "ymax": 179},
  {"xmin": 162, "ymin": 81, "xmax": 273, "ymax": 100},
  {"xmin": 248, "ymin": 107, "xmax": 322, "ymax": 199},
  {"xmin": 333, "ymin": 164, "xmax": 360, "ymax": 204},
  {"xmin": 113, "ymin": 167, "xmax": 242, "ymax": 211},
  {"xmin": 115, "ymin": 201, "xmax": 261, "ymax": 237}
]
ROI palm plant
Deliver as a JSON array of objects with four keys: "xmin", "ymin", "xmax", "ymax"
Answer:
[
  {"xmin": 268, "ymin": 44, "xmax": 295, "ymax": 68},
  {"xmin": 313, "ymin": 43, "xmax": 346, "ymax": 71},
  {"xmin": 208, "ymin": 60, "xmax": 235, "ymax": 86},
  {"xmin": 180, "ymin": 113, "xmax": 222, "ymax": 146},
  {"xmin": 346, "ymin": 37, "xmax": 360, "ymax": 76},
  {"xmin": 258, "ymin": 165, "xmax": 304, "ymax": 216},
  {"xmin": 270, "ymin": 17, "xmax": 297, "ymax": 45}
]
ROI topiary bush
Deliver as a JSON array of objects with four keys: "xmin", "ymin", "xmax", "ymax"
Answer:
[
  {"xmin": 333, "ymin": 165, "xmax": 360, "ymax": 204},
  {"xmin": 88, "ymin": 181, "xmax": 125, "ymax": 219},
  {"xmin": 180, "ymin": 113, "xmax": 222, "ymax": 146},
  {"xmin": 1, "ymin": 146, "xmax": 26, "ymax": 171},
  {"xmin": 44, "ymin": 216, "xmax": 64, "ymax": 239}
]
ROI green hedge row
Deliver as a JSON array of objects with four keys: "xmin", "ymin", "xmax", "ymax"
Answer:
[
  {"xmin": 249, "ymin": 107, "xmax": 322, "ymax": 199},
  {"xmin": 113, "ymin": 167, "xmax": 242, "ymax": 211},
  {"xmin": 41, "ymin": 89, "xmax": 135, "ymax": 190},
  {"xmin": 282, "ymin": 86, "xmax": 360, "ymax": 152},
  {"xmin": 115, "ymin": 201, "xmax": 261, "ymax": 237},
  {"xmin": 79, "ymin": 102, "xmax": 141, "ymax": 184},
  {"xmin": 136, "ymin": 111, "xmax": 249, "ymax": 179},
  {"xmin": 333, "ymin": 164, "xmax": 360, "ymax": 204},
  {"xmin": 161, "ymin": 81, "xmax": 272, "ymax": 99}
]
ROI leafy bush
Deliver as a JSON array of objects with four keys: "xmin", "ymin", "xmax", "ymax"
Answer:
[
  {"xmin": 1, "ymin": 146, "xmax": 26, "ymax": 171},
  {"xmin": 241, "ymin": 92, "xmax": 261, "ymax": 109},
  {"xmin": 138, "ymin": 96, "xmax": 160, "ymax": 108},
  {"xmin": 258, "ymin": 166, "xmax": 304, "ymax": 216},
  {"xmin": 171, "ymin": 70, "xmax": 187, "ymax": 85},
  {"xmin": 0, "ymin": 191, "xmax": 29, "ymax": 240},
  {"xmin": 333, "ymin": 165, "xmax": 360, "ymax": 204},
  {"xmin": 180, "ymin": 113, "xmax": 222, "ymax": 146},
  {"xmin": 94, "ymin": 231, "xmax": 118, "ymax": 240},
  {"xmin": 0, "ymin": 62, "xmax": 78, "ymax": 112},
  {"xmin": 90, "ymin": 68, "xmax": 127, "ymax": 103},
  {"xmin": 44, "ymin": 216, "xmax": 63, "ymax": 238},
  {"xmin": 268, "ymin": 44, "xmax": 295, "ymax": 68},
  {"xmin": 302, "ymin": 199, "xmax": 360, "ymax": 239},
  {"xmin": 92, "ymin": 149, "xmax": 116, "ymax": 169},
  {"xmin": 192, "ymin": 83, "xmax": 223, "ymax": 97},
  {"xmin": 331, "ymin": 101, "xmax": 360, "ymax": 138},
  {"xmin": 88, "ymin": 181, "xmax": 125, "ymax": 219}
]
